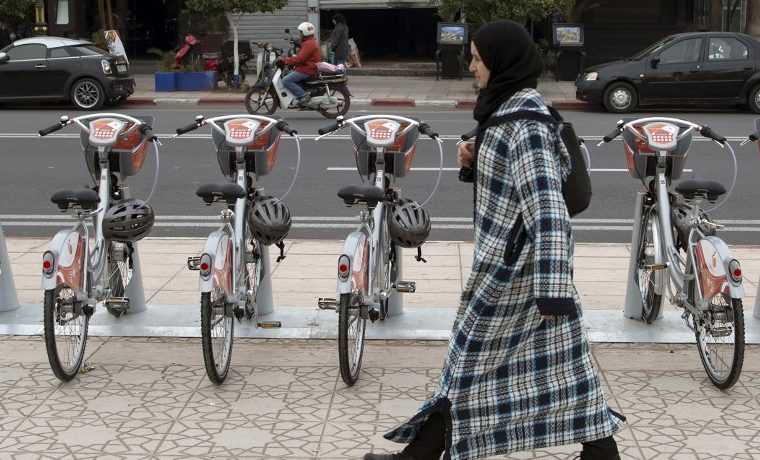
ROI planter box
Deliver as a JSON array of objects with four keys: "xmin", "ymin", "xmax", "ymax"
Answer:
[
  {"xmin": 176, "ymin": 71, "xmax": 218, "ymax": 91},
  {"xmin": 154, "ymin": 72, "xmax": 176, "ymax": 92}
]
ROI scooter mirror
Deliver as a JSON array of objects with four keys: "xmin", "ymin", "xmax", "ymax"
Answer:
[{"xmin": 284, "ymin": 28, "xmax": 290, "ymax": 33}]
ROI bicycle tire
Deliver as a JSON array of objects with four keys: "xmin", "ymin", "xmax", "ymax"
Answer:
[
  {"xmin": 691, "ymin": 284, "xmax": 745, "ymax": 389},
  {"xmin": 106, "ymin": 241, "xmax": 132, "ymax": 317},
  {"xmin": 201, "ymin": 290, "xmax": 234, "ymax": 384},
  {"xmin": 636, "ymin": 206, "xmax": 664, "ymax": 323},
  {"xmin": 338, "ymin": 292, "xmax": 366, "ymax": 386},
  {"xmin": 44, "ymin": 285, "xmax": 89, "ymax": 381},
  {"xmin": 243, "ymin": 222, "xmax": 262, "ymax": 320}
]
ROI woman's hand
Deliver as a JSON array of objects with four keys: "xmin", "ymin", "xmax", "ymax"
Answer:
[{"xmin": 458, "ymin": 141, "xmax": 475, "ymax": 168}]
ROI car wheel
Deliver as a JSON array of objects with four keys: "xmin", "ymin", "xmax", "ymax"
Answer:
[
  {"xmin": 748, "ymin": 85, "xmax": 760, "ymax": 113},
  {"xmin": 71, "ymin": 78, "xmax": 105, "ymax": 110},
  {"xmin": 603, "ymin": 82, "xmax": 637, "ymax": 113}
]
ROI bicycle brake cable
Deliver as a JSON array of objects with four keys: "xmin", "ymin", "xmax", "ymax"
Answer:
[
  {"xmin": 277, "ymin": 134, "xmax": 301, "ymax": 201},
  {"xmin": 143, "ymin": 140, "xmax": 161, "ymax": 205},
  {"xmin": 419, "ymin": 137, "xmax": 444, "ymax": 207}
]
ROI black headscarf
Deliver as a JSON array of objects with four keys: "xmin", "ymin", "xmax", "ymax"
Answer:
[{"xmin": 472, "ymin": 20, "xmax": 544, "ymax": 124}]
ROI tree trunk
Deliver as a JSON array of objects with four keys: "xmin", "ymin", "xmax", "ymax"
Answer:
[
  {"xmin": 226, "ymin": 12, "xmax": 241, "ymax": 88},
  {"xmin": 748, "ymin": 0, "xmax": 760, "ymax": 37}
]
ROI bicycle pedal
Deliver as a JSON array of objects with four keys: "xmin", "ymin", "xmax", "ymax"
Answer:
[
  {"xmin": 643, "ymin": 263, "xmax": 668, "ymax": 270},
  {"xmin": 187, "ymin": 256, "xmax": 201, "ymax": 270},
  {"xmin": 257, "ymin": 321, "xmax": 281, "ymax": 328},
  {"xmin": 233, "ymin": 306, "xmax": 245, "ymax": 321},
  {"xmin": 393, "ymin": 281, "xmax": 416, "ymax": 293},
  {"xmin": 106, "ymin": 297, "xmax": 129, "ymax": 307},
  {"xmin": 368, "ymin": 308, "xmax": 380, "ymax": 322},
  {"xmin": 709, "ymin": 326, "xmax": 733, "ymax": 337},
  {"xmin": 318, "ymin": 297, "xmax": 339, "ymax": 311}
]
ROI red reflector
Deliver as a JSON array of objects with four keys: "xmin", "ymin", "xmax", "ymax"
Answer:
[
  {"xmin": 338, "ymin": 264, "xmax": 348, "ymax": 273},
  {"xmin": 42, "ymin": 261, "xmax": 52, "ymax": 269},
  {"xmin": 733, "ymin": 268, "xmax": 742, "ymax": 277},
  {"xmin": 200, "ymin": 262, "xmax": 210, "ymax": 271}
]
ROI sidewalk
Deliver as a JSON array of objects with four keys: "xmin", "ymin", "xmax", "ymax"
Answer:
[{"xmin": 124, "ymin": 72, "xmax": 584, "ymax": 109}]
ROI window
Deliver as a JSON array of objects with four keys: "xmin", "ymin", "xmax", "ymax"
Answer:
[
  {"xmin": 68, "ymin": 45, "xmax": 108, "ymax": 56},
  {"xmin": 708, "ymin": 37, "xmax": 748, "ymax": 61},
  {"xmin": 56, "ymin": 0, "xmax": 70, "ymax": 24},
  {"xmin": 6, "ymin": 44, "xmax": 47, "ymax": 60},
  {"xmin": 659, "ymin": 39, "xmax": 702, "ymax": 64},
  {"xmin": 48, "ymin": 47, "xmax": 72, "ymax": 58}
]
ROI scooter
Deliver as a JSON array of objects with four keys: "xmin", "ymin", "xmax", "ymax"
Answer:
[
  {"xmin": 174, "ymin": 33, "xmax": 253, "ymax": 88},
  {"xmin": 244, "ymin": 43, "xmax": 350, "ymax": 119},
  {"xmin": 172, "ymin": 34, "xmax": 201, "ymax": 70}
]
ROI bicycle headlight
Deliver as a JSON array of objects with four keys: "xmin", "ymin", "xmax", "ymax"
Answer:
[
  {"xmin": 337, "ymin": 254, "xmax": 350, "ymax": 280},
  {"xmin": 584, "ymin": 72, "xmax": 598, "ymax": 81}
]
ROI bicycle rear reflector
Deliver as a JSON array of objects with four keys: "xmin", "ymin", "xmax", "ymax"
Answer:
[
  {"xmin": 338, "ymin": 255, "xmax": 350, "ymax": 280},
  {"xmin": 199, "ymin": 254, "xmax": 213, "ymax": 278},
  {"xmin": 42, "ymin": 251, "xmax": 56, "ymax": 276},
  {"xmin": 728, "ymin": 260, "xmax": 742, "ymax": 283}
]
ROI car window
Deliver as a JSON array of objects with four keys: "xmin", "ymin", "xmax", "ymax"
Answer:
[
  {"xmin": 632, "ymin": 36, "xmax": 678, "ymax": 60},
  {"xmin": 658, "ymin": 38, "xmax": 702, "ymax": 64},
  {"xmin": 708, "ymin": 37, "xmax": 748, "ymax": 61},
  {"xmin": 48, "ymin": 47, "xmax": 73, "ymax": 58},
  {"xmin": 68, "ymin": 45, "xmax": 108, "ymax": 56},
  {"xmin": 6, "ymin": 44, "xmax": 47, "ymax": 60}
]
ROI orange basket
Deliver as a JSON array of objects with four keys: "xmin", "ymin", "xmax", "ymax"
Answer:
[
  {"xmin": 213, "ymin": 121, "xmax": 283, "ymax": 177},
  {"xmin": 350, "ymin": 121, "xmax": 420, "ymax": 178},
  {"xmin": 81, "ymin": 116, "xmax": 154, "ymax": 177}
]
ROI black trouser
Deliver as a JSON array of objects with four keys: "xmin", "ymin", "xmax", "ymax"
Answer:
[{"xmin": 401, "ymin": 413, "xmax": 619, "ymax": 460}]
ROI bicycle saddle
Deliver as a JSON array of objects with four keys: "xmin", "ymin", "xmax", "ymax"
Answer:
[
  {"xmin": 196, "ymin": 182, "xmax": 246, "ymax": 205},
  {"xmin": 51, "ymin": 188, "xmax": 100, "ymax": 211},
  {"xmin": 675, "ymin": 179, "xmax": 726, "ymax": 202},
  {"xmin": 338, "ymin": 184, "xmax": 386, "ymax": 207}
]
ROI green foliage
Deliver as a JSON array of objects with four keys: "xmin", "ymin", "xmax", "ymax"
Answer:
[
  {"xmin": 184, "ymin": 0, "xmax": 288, "ymax": 16},
  {"xmin": 430, "ymin": 0, "xmax": 575, "ymax": 27},
  {"xmin": 147, "ymin": 47, "xmax": 176, "ymax": 72},
  {"xmin": 0, "ymin": 0, "xmax": 35, "ymax": 19}
]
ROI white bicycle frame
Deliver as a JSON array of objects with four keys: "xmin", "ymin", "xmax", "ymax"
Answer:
[{"xmin": 41, "ymin": 114, "xmax": 148, "ymax": 306}]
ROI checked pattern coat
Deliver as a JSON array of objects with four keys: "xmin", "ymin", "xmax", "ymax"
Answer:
[{"xmin": 384, "ymin": 89, "xmax": 625, "ymax": 459}]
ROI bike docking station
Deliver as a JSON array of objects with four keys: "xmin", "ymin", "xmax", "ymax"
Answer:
[
  {"xmin": 754, "ymin": 277, "xmax": 760, "ymax": 320},
  {"xmin": 0, "ymin": 223, "xmax": 19, "ymax": 311},
  {"xmin": 120, "ymin": 185, "xmax": 147, "ymax": 314},
  {"xmin": 623, "ymin": 191, "xmax": 649, "ymax": 320}
]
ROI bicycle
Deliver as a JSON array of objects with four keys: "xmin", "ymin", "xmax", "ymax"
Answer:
[
  {"xmin": 175, "ymin": 114, "xmax": 299, "ymax": 384},
  {"xmin": 600, "ymin": 116, "xmax": 745, "ymax": 389},
  {"xmin": 316, "ymin": 114, "xmax": 442, "ymax": 386},
  {"xmin": 39, "ymin": 113, "xmax": 160, "ymax": 381}
]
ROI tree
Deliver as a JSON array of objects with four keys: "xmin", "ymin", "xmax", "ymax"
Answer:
[
  {"xmin": 185, "ymin": 0, "xmax": 289, "ymax": 88},
  {"xmin": 431, "ymin": 0, "xmax": 576, "ymax": 28},
  {"xmin": 0, "ymin": 0, "xmax": 35, "ymax": 20}
]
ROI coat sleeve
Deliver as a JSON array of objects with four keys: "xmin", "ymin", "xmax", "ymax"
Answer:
[
  {"xmin": 510, "ymin": 121, "xmax": 576, "ymax": 316},
  {"xmin": 285, "ymin": 40, "xmax": 314, "ymax": 67}
]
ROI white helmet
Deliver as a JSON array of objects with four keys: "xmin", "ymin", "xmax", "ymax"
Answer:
[{"xmin": 297, "ymin": 22, "xmax": 315, "ymax": 37}]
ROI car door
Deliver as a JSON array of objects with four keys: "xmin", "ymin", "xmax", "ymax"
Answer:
[
  {"xmin": 641, "ymin": 37, "xmax": 703, "ymax": 101},
  {"xmin": 41, "ymin": 46, "xmax": 77, "ymax": 98},
  {"xmin": 0, "ymin": 43, "xmax": 49, "ymax": 99},
  {"xmin": 700, "ymin": 36, "xmax": 754, "ymax": 99}
]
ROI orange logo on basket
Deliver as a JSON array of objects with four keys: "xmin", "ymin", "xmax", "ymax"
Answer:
[
  {"xmin": 366, "ymin": 120, "xmax": 395, "ymax": 142},
  {"xmin": 92, "ymin": 119, "xmax": 122, "ymax": 140},
  {"xmin": 643, "ymin": 123, "xmax": 677, "ymax": 145},
  {"xmin": 226, "ymin": 119, "xmax": 257, "ymax": 140}
]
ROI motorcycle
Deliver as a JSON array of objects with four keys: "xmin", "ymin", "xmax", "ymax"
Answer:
[
  {"xmin": 244, "ymin": 34, "xmax": 351, "ymax": 119},
  {"xmin": 173, "ymin": 33, "xmax": 253, "ymax": 88}
]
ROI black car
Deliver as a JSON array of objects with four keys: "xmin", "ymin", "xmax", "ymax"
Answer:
[
  {"xmin": 0, "ymin": 36, "xmax": 134, "ymax": 110},
  {"xmin": 576, "ymin": 31, "xmax": 760, "ymax": 113}
]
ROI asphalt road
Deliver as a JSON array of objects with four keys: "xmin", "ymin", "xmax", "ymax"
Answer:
[{"xmin": 0, "ymin": 106, "xmax": 759, "ymax": 243}]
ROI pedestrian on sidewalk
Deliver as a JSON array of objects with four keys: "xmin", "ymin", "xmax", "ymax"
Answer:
[
  {"xmin": 364, "ymin": 19, "xmax": 625, "ymax": 460},
  {"xmin": 329, "ymin": 13, "xmax": 350, "ymax": 70}
]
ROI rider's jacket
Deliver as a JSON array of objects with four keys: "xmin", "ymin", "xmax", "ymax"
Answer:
[{"xmin": 284, "ymin": 35, "xmax": 321, "ymax": 76}]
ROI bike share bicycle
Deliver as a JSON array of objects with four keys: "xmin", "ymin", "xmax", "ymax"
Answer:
[
  {"xmin": 39, "ymin": 113, "xmax": 160, "ymax": 381},
  {"xmin": 600, "ymin": 117, "xmax": 745, "ymax": 389},
  {"xmin": 175, "ymin": 114, "xmax": 300, "ymax": 384},
  {"xmin": 316, "ymin": 115, "xmax": 443, "ymax": 385}
]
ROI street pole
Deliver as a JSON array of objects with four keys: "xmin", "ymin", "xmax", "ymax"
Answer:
[{"xmin": 33, "ymin": 0, "xmax": 47, "ymax": 36}]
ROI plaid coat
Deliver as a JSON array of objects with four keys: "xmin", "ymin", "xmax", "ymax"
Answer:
[{"xmin": 384, "ymin": 89, "xmax": 624, "ymax": 459}]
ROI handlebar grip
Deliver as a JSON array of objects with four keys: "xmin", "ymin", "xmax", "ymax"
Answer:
[
  {"xmin": 276, "ymin": 120, "xmax": 297, "ymax": 136},
  {"xmin": 602, "ymin": 128, "xmax": 622, "ymax": 143},
  {"xmin": 318, "ymin": 121, "xmax": 341, "ymax": 136},
  {"xmin": 140, "ymin": 125, "xmax": 158, "ymax": 142},
  {"xmin": 176, "ymin": 122, "xmax": 200, "ymax": 136},
  {"xmin": 417, "ymin": 122, "xmax": 439, "ymax": 139},
  {"xmin": 461, "ymin": 127, "xmax": 478, "ymax": 142},
  {"xmin": 699, "ymin": 125, "xmax": 727, "ymax": 144},
  {"xmin": 749, "ymin": 129, "xmax": 760, "ymax": 142},
  {"xmin": 39, "ymin": 123, "xmax": 64, "ymax": 136}
]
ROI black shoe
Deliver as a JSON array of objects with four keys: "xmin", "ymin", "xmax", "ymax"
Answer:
[{"xmin": 363, "ymin": 452, "xmax": 414, "ymax": 460}]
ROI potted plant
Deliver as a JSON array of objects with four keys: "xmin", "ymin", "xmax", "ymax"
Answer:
[
  {"xmin": 176, "ymin": 55, "xmax": 218, "ymax": 91},
  {"xmin": 148, "ymin": 48, "xmax": 177, "ymax": 92}
]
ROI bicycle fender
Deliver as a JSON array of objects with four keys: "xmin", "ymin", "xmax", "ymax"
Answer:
[
  {"xmin": 695, "ymin": 236, "xmax": 745, "ymax": 299},
  {"xmin": 337, "ymin": 230, "xmax": 368, "ymax": 295},
  {"xmin": 42, "ymin": 229, "xmax": 85, "ymax": 291},
  {"xmin": 198, "ymin": 230, "xmax": 233, "ymax": 296}
]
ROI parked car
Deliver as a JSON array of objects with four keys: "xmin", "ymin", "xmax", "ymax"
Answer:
[
  {"xmin": 0, "ymin": 36, "xmax": 134, "ymax": 110},
  {"xmin": 576, "ymin": 31, "xmax": 760, "ymax": 113}
]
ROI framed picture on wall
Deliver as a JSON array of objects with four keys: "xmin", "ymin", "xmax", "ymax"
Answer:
[{"xmin": 553, "ymin": 23, "xmax": 584, "ymax": 46}]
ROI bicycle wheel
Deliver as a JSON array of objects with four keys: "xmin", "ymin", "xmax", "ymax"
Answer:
[
  {"xmin": 636, "ymin": 207, "xmax": 664, "ymax": 323},
  {"xmin": 44, "ymin": 284, "xmax": 89, "ymax": 381},
  {"xmin": 691, "ymin": 284, "xmax": 745, "ymax": 389},
  {"xmin": 243, "ymin": 223, "xmax": 262, "ymax": 320},
  {"xmin": 106, "ymin": 241, "xmax": 132, "ymax": 317},
  {"xmin": 338, "ymin": 292, "xmax": 366, "ymax": 386},
  {"xmin": 201, "ymin": 288, "xmax": 234, "ymax": 384}
]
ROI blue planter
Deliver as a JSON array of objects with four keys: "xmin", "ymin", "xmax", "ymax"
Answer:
[
  {"xmin": 175, "ymin": 71, "xmax": 218, "ymax": 91},
  {"xmin": 154, "ymin": 72, "xmax": 176, "ymax": 92}
]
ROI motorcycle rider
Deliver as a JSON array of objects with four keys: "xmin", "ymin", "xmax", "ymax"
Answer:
[{"xmin": 279, "ymin": 21, "xmax": 321, "ymax": 107}]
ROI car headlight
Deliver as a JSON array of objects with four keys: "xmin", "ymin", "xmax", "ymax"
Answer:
[
  {"xmin": 101, "ymin": 60, "xmax": 113, "ymax": 75},
  {"xmin": 583, "ymin": 72, "xmax": 598, "ymax": 81}
]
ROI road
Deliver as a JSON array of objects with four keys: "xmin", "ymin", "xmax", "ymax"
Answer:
[{"xmin": 0, "ymin": 105, "xmax": 758, "ymax": 243}]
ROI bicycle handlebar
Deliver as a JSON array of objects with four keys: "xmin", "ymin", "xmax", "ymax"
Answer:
[
  {"xmin": 276, "ymin": 120, "xmax": 297, "ymax": 136},
  {"xmin": 39, "ymin": 122, "xmax": 65, "ymax": 136},
  {"xmin": 176, "ymin": 122, "xmax": 201, "ymax": 136},
  {"xmin": 318, "ymin": 119, "xmax": 343, "ymax": 136},
  {"xmin": 699, "ymin": 125, "xmax": 726, "ymax": 144},
  {"xmin": 417, "ymin": 122, "xmax": 439, "ymax": 139}
]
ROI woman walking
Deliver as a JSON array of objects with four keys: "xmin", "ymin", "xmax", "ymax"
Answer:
[
  {"xmin": 364, "ymin": 19, "xmax": 625, "ymax": 460},
  {"xmin": 330, "ymin": 13, "xmax": 350, "ymax": 69}
]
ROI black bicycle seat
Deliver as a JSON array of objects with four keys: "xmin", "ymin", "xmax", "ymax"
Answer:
[
  {"xmin": 51, "ymin": 188, "xmax": 100, "ymax": 211},
  {"xmin": 196, "ymin": 182, "xmax": 246, "ymax": 205},
  {"xmin": 675, "ymin": 179, "xmax": 726, "ymax": 202},
  {"xmin": 338, "ymin": 184, "xmax": 386, "ymax": 207}
]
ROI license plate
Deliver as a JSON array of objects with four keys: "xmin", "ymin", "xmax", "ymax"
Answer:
[{"xmin": 117, "ymin": 64, "xmax": 127, "ymax": 73}]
